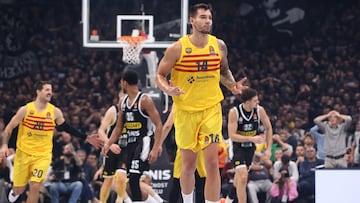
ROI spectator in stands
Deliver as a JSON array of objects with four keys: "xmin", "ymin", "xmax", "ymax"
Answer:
[
  {"xmin": 270, "ymin": 167, "xmax": 298, "ymax": 203},
  {"xmin": 294, "ymin": 145, "xmax": 305, "ymax": 168},
  {"xmin": 302, "ymin": 132, "xmax": 316, "ymax": 150},
  {"xmin": 247, "ymin": 151, "xmax": 273, "ymax": 203},
  {"xmin": 310, "ymin": 125, "xmax": 325, "ymax": 160},
  {"xmin": 271, "ymin": 130, "xmax": 293, "ymax": 161},
  {"xmin": 314, "ymin": 110, "xmax": 352, "ymax": 168},
  {"xmin": 48, "ymin": 143, "xmax": 83, "ymax": 203},
  {"xmin": 297, "ymin": 146, "xmax": 324, "ymax": 202},
  {"xmin": 273, "ymin": 154, "xmax": 299, "ymax": 182},
  {"xmin": 0, "ymin": 153, "xmax": 11, "ymax": 203},
  {"xmin": 350, "ymin": 120, "xmax": 360, "ymax": 167}
]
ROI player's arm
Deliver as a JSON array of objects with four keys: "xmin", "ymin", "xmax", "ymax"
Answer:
[
  {"xmin": 102, "ymin": 101, "xmax": 124, "ymax": 156},
  {"xmin": 159, "ymin": 105, "xmax": 174, "ymax": 145},
  {"xmin": 98, "ymin": 106, "xmax": 116, "ymax": 143},
  {"xmin": 1, "ymin": 106, "xmax": 26, "ymax": 156},
  {"xmin": 155, "ymin": 42, "xmax": 184, "ymax": 96},
  {"xmin": 218, "ymin": 39, "xmax": 236, "ymax": 89},
  {"xmin": 218, "ymin": 39, "xmax": 247, "ymax": 95},
  {"xmin": 259, "ymin": 105, "xmax": 273, "ymax": 158},
  {"xmin": 228, "ymin": 107, "xmax": 253, "ymax": 143},
  {"xmin": 54, "ymin": 107, "xmax": 103, "ymax": 149},
  {"xmin": 142, "ymin": 95, "xmax": 163, "ymax": 163}
]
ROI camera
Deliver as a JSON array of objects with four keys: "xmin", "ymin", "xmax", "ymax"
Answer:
[{"xmin": 281, "ymin": 172, "xmax": 290, "ymax": 178}]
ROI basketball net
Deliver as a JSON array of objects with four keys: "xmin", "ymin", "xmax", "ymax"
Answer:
[{"xmin": 119, "ymin": 36, "xmax": 147, "ymax": 64}]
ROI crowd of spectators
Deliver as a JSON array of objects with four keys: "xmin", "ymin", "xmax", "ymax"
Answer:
[{"xmin": 1, "ymin": 0, "xmax": 360, "ymax": 202}]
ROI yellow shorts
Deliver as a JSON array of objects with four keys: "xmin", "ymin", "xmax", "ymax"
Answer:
[
  {"xmin": 174, "ymin": 103, "xmax": 222, "ymax": 152},
  {"xmin": 13, "ymin": 149, "xmax": 51, "ymax": 187},
  {"xmin": 173, "ymin": 148, "xmax": 207, "ymax": 178}
]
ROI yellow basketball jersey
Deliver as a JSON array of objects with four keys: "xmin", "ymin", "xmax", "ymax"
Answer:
[
  {"xmin": 17, "ymin": 102, "xmax": 56, "ymax": 155},
  {"xmin": 171, "ymin": 34, "xmax": 223, "ymax": 112}
]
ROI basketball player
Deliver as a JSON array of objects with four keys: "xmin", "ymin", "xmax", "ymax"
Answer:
[
  {"xmin": 99, "ymin": 90, "xmax": 164, "ymax": 203},
  {"xmin": 98, "ymin": 91, "xmax": 132, "ymax": 203},
  {"xmin": 0, "ymin": 81, "xmax": 103, "ymax": 203},
  {"xmin": 102, "ymin": 70, "xmax": 163, "ymax": 203},
  {"xmin": 161, "ymin": 106, "xmax": 206, "ymax": 203},
  {"xmin": 155, "ymin": 3, "xmax": 247, "ymax": 203},
  {"xmin": 227, "ymin": 88, "xmax": 272, "ymax": 203}
]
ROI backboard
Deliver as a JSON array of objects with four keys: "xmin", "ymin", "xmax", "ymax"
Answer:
[{"xmin": 82, "ymin": 0, "xmax": 189, "ymax": 49}]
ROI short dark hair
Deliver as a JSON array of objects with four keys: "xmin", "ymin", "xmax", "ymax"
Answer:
[
  {"xmin": 189, "ymin": 3, "xmax": 213, "ymax": 18},
  {"xmin": 35, "ymin": 81, "xmax": 52, "ymax": 91},
  {"xmin": 240, "ymin": 88, "xmax": 258, "ymax": 102},
  {"xmin": 281, "ymin": 154, "xmax": 290, "ymax": 165},
  {"xmin": 121, "ymin": 70, "xmax": 139, "ymax": 85}
]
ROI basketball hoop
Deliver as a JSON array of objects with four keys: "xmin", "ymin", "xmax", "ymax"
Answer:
[{"xmin": 119, "ymin": 36, "xmax": 147, "ymax": 64}]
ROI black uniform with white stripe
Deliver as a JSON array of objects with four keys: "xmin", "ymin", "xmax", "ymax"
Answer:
[
  {"xmin": 102, "ymin": 104, "xmax": 128, "ymax": 177},
  {"xmin": 121, "ymin": 92, "xmax": 155, "ymax": 201},
  {"xmin": 232, "ymin": 103, "xmax": 260, "ymax": 168}
]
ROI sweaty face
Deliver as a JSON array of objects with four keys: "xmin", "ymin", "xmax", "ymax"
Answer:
[{"xmin": 191, "ymin": 8, "xmax": 212, "ymax": 34}]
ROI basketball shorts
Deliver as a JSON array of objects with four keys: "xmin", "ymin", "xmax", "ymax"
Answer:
[
  {"xmin": 127, "ymin": 135, "xmax": 153, "ymax": 175},
  {"xmin": 173, "ymin": 148, "xmax": 207, "ymax": 179},
  {"xmin": 174, "ymin": 103, "xmax": 222, "ymax": 152},
  {"xmin": 102, "ymin": 150, "xmax": 127, "ymax": 178},
  {"xmin": 13, "ymin": 149, "xmax": 51, "ymax": 187},
  {"xmin": 232, "ymin": 143, "xmax": 256, "ymax": 168}
]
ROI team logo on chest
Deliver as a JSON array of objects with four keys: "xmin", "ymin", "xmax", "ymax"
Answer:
[
  {"xmin": 185, "ymin": 47, "xmax": 192, "ymax": 54},
  {"xmin": 238, "ymin": 117, "xmax": 243, "ymax": 124},
  {"xmin": 46, "ymin": 112, "xmax": 52, "ymax": 120},
  {"xmin": 209, "ymin": 46, "xmax": 216, "ymax": 56}
]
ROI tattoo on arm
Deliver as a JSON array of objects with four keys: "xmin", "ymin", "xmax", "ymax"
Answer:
[{"xmin": 218, "ymin": 39, "xmax": 236, "ymax": 89}]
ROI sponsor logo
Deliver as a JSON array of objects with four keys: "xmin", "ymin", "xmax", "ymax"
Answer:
[
  {"xmin": 29, "ymin": 110, "xmax": 34, "ymax": 115},
  {"xmin": 187, "ymin": 76, "xmax": 195, "ymax": 84},
  {"xmin": 185, "ymin": 48, "xmax": 192, "ymax": 54},
  {"xmin": 125, "ymin": 122, "xmax": 142, "ymax": 129}
]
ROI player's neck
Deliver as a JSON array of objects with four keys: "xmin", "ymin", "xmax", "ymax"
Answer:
[
  {"xmin": 242, "ymin": 103, "xmax": 252, "ymax": 112},
  {"xmin": 34, "ymin": 99, "xmax": 48, "ymax": 112},
  {"xmin": 126, "ymin": 87, "xmax": 139, "ymax": 101},
  {"xmin": 189, "ymin": 33, "xmax": 208, "ymax": 48}
]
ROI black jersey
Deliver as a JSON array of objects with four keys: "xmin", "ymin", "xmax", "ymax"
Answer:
[
  {"xmin": 106, "ymin": 104, "xmax": 119, "ymax": 138},
  {"xmin": 233, "ymin": 103, "xmax": 260, "ymax": 148},
  {"xmin": 121, "ymin": 92, "xmax": 154, "ymax": 144}
]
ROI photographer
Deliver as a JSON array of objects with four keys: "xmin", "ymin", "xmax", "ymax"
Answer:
[
  {"xmin": 269, "ymin": 167, "xmax": 298, "ymax": 203},
  {"xmin": 48, "ymin": 143, "xmax": 83, "ymax": 203}
]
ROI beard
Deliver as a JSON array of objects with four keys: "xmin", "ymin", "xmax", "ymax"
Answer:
[{"xmin": 193, "ymin": 24, "xmax": 212, "ymax": 34}]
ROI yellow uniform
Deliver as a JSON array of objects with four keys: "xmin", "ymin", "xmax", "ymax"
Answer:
[
  {"xmin": 13, "ymin": 102, "xmax": 56, "ymax": 186},
  {"xmin": 172, "ymin": 35, "xmax": 223, "ymax": 152}
]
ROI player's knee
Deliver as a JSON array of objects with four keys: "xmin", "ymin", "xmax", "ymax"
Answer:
[
  {"xmin": 182, "ymin": 162, "xmax": 197, "ymax": 175},
  {"xmin": 238, "ymin": 172, "xmax": 248, "ymax": 185},
  {"xmin": 29, "ymin": 182, "xmax": 42, "ymax": 191}
]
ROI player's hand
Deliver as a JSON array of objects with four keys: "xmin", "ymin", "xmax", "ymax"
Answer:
[
  {"xmin": 263, "ymin": 149, "xmax": 271, "ymax": 160},
  {"xmin": 231, "ymin": 77, "xmax": 248, "ymax": 95},
  {"xmin": 148, "ymin": 145, "xmax": 162, "ymax": 164},
  {"xmin": 0, "ymin": 145, "xmax": 9, "ymax": 161},
  {"xmin": 86, "ymin": 133, "xmax": 104, "ymax": 149},
  {"xmin": 102, "ymin": 143, "xmax": 110, "ymax": 158},
  {"xmin": 252, "ymin": 136, "xmax": 264, "ymax": 144},
  {"xmin": 166, "ymin": 80, "xmax": 185, "ymax": 96},
  {"xmin": 110, "ymin": 144, "xmax": 121, "ymax": 154}
]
